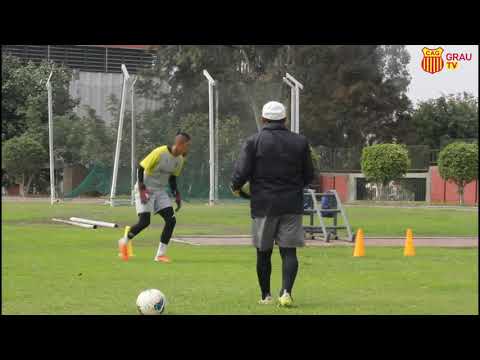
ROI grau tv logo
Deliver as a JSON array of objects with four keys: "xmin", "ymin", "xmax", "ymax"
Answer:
[{"xmin": 421, "ymin": 47, "xmax": 473, "ymax": 74}]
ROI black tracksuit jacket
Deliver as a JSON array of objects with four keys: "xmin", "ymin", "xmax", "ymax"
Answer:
[{"xmin": 231, "ymin": 122, "xmax": 315, "ymax": 218}]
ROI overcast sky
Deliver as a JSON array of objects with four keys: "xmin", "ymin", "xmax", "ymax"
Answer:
[{"xmin": 405, "ymin": 45, "xmax": 478, "ymax": 106}]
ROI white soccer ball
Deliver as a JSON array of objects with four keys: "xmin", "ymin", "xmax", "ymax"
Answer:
[{"xmin": 136, "ymin": 289, "xmax": 167, "ymax": 315}]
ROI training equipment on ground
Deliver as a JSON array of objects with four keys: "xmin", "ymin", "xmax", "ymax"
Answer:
[
  {"xmin": 52, "ymin": 218, "xmax": 97, "ymax": 229},
  {"xmin": 69, "ymin": 217, "xmax": 118, "ymax": 228},
  {"xmin": 353, "ymin": 228, "xmax": 365, "ymax": 257},
  {"xmin": 136, "ymin": 289, "xmax": 167, "ymax": 315},
  {"xmin": 303, "ymin": 188, "xmax": 354, "ymax": 242},
  {"xmin": 404, "ymin": 228, "xmax": 416, "ymax": 256}
]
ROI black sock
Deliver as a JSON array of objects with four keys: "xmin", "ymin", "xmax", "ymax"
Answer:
[
  {"xmin": 256, "ymin": 248, "xmax": 272, "ymax": 299},
  {"xmin": 279, "ymin": 247, "xmax": 298, "ymax": 297}
]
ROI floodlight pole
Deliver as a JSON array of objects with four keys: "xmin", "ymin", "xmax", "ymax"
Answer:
[
  {"xmin": 130, "ymin": 76, "xmax": 138, "ymax": 206},
  {"xmin": 215, "ymin": 85, "xmax": 219, "ymax": 202},
  {"xmin": 283, "ymin": 77, "xmax": 296, "ymax": 132},
  {"xmin": 284, "ymin": 73, "xmax": 303, "ymax": 134},
  {"xmin": 110, "ymin": 64, "xmax": 130, "ymax": 206},
  {"xmin": 203, "ymin": 70, "xmax": 216, "ymax": 206},
  {"xmin": 46, "ymin": 71, "xmax": 55, "ymax": 205}
]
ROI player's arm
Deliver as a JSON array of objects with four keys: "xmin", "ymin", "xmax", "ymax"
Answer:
[
  {"xmin": 170, "ymin": 158, "xmax": 185, "ymax": 211},
  {"xmin": 169, "ymin": 175, "xmax": 182, "ymax": 211},
  {"xmin": 168, "ymin": 175, "xmax": 177, "ymax": 195},
  {"xmin": 137, "ymin": 164, "xmax": 150, "ymax": 204},
  {"xmin": 231, "ymin": 137, "xmax": 255, "ymax": 197}
]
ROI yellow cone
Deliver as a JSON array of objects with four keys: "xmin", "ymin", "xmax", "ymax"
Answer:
[
  {"xmin": 404, "ymin": 228, "xmax": 415, "ymax": 256},
  {"xmin": 127, "ymin": 241, "xmax": 134, "ymax": 257},
  {"xmin": 119, "ymin": 226, "xmax": 134, "ymax": 257},
  {"xmin": 353, "ymin": 228, "xmax": 365, "ymax": 257}
]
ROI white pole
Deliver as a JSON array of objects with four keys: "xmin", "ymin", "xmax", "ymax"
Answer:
[
  {"xmin": 110, "ymin": 64, "xmax": 130, "ymax": 206},
  {"xmin": 285, "ymin": 73, "xmax": 303, "ymax": 134},
  {"xmin": 131, "ymin": 76, "xmax": 137, "ymax": 206},
  {"xmin": 203, "ymin": 70, "xmax": 216, "ymax": 206},
  {"xmin": 291, "ymin": 86, "xmax": 296, "ymax": 132},
  {"xmin": 46, "ymin": 71, "xmax": 55, "ymax": 205},
  {"xmin": 52, "ymin": 218, "xmax": 97, "ymax": 229},
  {"xmin": 215, "ymin": 84, "xmax": 219, "ymax": 202},
  {"xmin": 69, "ymin": 217, "xmax": 118, "ymax": 228},
  {"xmin": 283, "ymin": 77, "xmax": 295, "ymax": 132},
  {"xmin": 208, "ymin": 82, "xmax": 214, "ymax": 205},
  {"xmin": 295, "ymin": 85, "xmax": 300, "ymax": 133}
]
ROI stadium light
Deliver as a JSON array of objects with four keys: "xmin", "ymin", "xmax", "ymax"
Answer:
[
  {"xmin": 130, "ymin": 75, "xmax": 138, "ymax": 206},
  {"xmin": 203, "ymin": 70, "xmax": 217, "ymax": 206},
  {"xmin": 110, "ymin": 64, "xmax": 130, "ymax": 206},
  {"xmin": 46, "ymin": 70, "xmax": 55, "ymax": 205},
  {"xmin": 283, "ymin": 73, "xmax": 303, "ymax": 134}
]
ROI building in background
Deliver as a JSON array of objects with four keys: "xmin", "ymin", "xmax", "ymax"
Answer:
[
  {"xmin": 1, "ymin": 45, "xmax": 164, "ymax": 124},
  {"xmin": 2, "ymin": 45, "xmax": 165, "ymax": 196}
]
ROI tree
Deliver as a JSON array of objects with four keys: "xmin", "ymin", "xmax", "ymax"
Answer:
[
  {"xmin": 411, "ymin": 93, "xmax": 478, "ymax": 148},
  {"xmin": 139, "ymin": 45, "xmax": 413, "ymax": 150},
  {"xmin": 2, "ymin": 55, "xmax": 78, "ymax": 143},
  {"xmin": 438, "ymin": 142, "xmax": 478, "ymax": 204},
  {"xmin": 78, "ymin": 106, "xmax": 116, "ymax": 167},
  {"xmin": 2, "ymin": 134, "xmax": 48, "ymax": 196},
  {"xmin": 296, "ymin": 45, "xmax": 413, "ymax": 148},
  {"xmin": 361, "ymin": 143, "xmax": 410, "ymax": 200}
]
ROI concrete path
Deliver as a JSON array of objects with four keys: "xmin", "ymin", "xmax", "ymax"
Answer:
[{"xmin": 172, "ymin": 236, "xmax": 478, "ymax": 247}]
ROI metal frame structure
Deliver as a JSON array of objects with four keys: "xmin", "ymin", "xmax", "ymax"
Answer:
[
  {"xmin": 304, "ymin": 189, "xmax": 354, "ymax": 242},
  {"xmin": 109, "ymin": 64, "xmax": 130, "ymax": 206},
  {"xmin": 130, "ymin": 76, "xmax": 138, "ymax": 206},
  {"xmin": 203, "ymin": 70, "xmax": 219, "ymax": 206},
  {"xmin": 282, "ymin": 73, "xmax": 303, "ymax": 134},
  {"xmin": 46, "ymin": 70, "xmax": 55, "ymax": 205}
]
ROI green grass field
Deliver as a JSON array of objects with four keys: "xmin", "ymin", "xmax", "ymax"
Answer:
[{"xmin": 2, "ymin": 200, "xmax": 478, "ymax": 314}]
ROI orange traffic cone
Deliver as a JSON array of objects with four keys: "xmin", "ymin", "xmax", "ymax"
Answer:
[
  {"xmin": 127, "ymin": 240, "xmax": 134, "ymax": 257},
  {"xmin": 353, "ymin": 228, "xmax": 365, "ymax": 257},
  {"xmin": 404, "ymin": 228, "xmax": 415, "ymax": 256}
]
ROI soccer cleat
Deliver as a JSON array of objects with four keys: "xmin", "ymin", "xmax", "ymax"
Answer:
[
  {"xmin": 278, "ymin": 291, "xmax": 294, "ymax": 307},
  {"xmin": 154, "ymin": 255, "xmax": 171, "ymax": 263},
  {"xmin": 258, "ymin": 295, "xmax": 273, "ymax": 305},
  {"xmin": 118, "ymin": 237, "xmax": 129, "ymax": 261}
]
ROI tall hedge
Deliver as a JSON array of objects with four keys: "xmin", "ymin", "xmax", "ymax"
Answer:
[
  {"xmin": 361, "ymin": 144, "xmax": 410, "ymax": 200},
  {"xmin": 438, "ymin": 142, "xmax": 478, "ymax": 204}
]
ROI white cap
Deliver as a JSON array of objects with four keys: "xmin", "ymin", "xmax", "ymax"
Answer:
[{"xmin": 262, "ymin": 101, "xmax": 286, "ymax": 121}]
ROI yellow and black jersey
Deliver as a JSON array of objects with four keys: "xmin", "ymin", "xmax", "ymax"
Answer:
[{"xmin": 139, "ymin": 145, "xmax": 185, "ymax": 191}]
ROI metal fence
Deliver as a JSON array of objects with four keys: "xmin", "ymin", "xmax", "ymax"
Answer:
[{"xmin": 2, "ymin": 45, "xmax": 155, "ymax": 74}]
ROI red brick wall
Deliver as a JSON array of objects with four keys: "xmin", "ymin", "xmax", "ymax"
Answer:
[
  {"xmin": 6, "ymin": 184, "xmax": 20, "ymax": 196},
  {"xmin": 430, "ymin": 166, "xmax": 478, "ymax": 205},
  {"xmin": 318, "ymin": 174, "xmax": 349, "ymax": 202}
]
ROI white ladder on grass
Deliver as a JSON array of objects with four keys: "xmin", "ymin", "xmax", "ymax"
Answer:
[{"xmin": 303, "ymin": 189, "xmax": 355, "ymax": 242}]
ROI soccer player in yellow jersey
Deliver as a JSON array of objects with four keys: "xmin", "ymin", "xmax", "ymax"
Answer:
[{"xmin": 118, "ymin": 132, "xmax": 191, "ymax": 263}]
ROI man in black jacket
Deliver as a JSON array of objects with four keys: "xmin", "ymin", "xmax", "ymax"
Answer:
[{"xmin": 231, "ymin": 101, "xmax": 314, "ymax": 307}]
